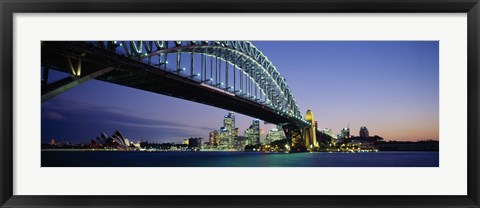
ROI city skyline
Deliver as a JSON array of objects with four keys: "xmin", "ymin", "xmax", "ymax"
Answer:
[{"xmin": 41, "ymin": 41, "xmax": 439, "ymax": 143}]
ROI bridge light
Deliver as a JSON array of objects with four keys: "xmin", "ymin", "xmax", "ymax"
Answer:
[
  {"xmin": 165, "ymin": 61, "xmax": 169, "ymax": 64},
  {"xmin": 209, "ymin": 78, "xmax": 213, "ymax": 81},
  {"xmin": 119, "ymin": 43, "xmax": 123, "ymax": 46},
  {"xmin": 197, "ymin": 73, "xmax": 201, "ymax": 77},
  {"xmin": 221, "ymin": 82, "xmax": 224, "ymax": 85},
  {"xmin": 182, "ymin": 67, "xmax": 186, "ymax": 71},
  {"xmin": 114, "ymin": 41, "xmax": 117, "ymax": 44}
]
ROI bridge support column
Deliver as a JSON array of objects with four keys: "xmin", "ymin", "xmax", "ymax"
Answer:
[
  {"xmin": 282, "ymin": 124, "xmax": 307, "ymax": 152},
  {"xmin": 305, "ymin": 110, "xmax": 318, "ymax": 151}
]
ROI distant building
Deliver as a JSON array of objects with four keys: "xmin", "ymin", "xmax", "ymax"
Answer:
[
  {"xmin": 265, "ymin": 128, "xmax": 285, "ymax": 143},
  {"xmin": 197, "ymin": 138, "xmax": 204, "ymax": 149},
  {"xmin": 111, "ymin": 130, "xmax": 128, "ymax": 146},
  {"xmin": 131, "ymin": 142, "xmax": 141, "ymax": 148},
  {"xmin": 360, "ymin": 126, "xmax": 370, "ymax": 138},
  {"xmin": 188, "ymin": 138, "xmax": 198, "ymax": 149},
  {"xmin": 90, "ymin": 130, "xmax": 132, "ymax": 149},
  {"xmin": 341, "ymin": 128, "xmax": 350, "ymax": 139},
  {"xmin": 337, "ymin": 134, "xmax": 343, "ymax": 139},
  {"xmin": 183, "ymin": 139, "xmax": 189, "ymax": 145},
  {"xmin": 234, "ymin": 136, "xmax": 248, "ymax": 150},
  {"xmin": 188, "ymin": 137, "xmax": 204, "ymax": 149},
  {"xmin": 244, "ymin": 119, "xmax": 260, "ymax": 145},
  {"xmin": 218, "ymin": 112, "xmax": 237, "ymax": 147},
  {"xmin": 314, "ymin": 121, "xmax": 318, "ymax": 131},
  {"xmin": 209, "ymin": 130, "xmax": 219, "ymax": 146},
  {"xmin": 49, "ymin": 138, "xmax": 56, "ymax": 146}
]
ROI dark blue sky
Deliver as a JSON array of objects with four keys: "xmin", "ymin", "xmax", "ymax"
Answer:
[{"xmin": 42, "ymin": 41, "xmax": 439, "ymax": 143}]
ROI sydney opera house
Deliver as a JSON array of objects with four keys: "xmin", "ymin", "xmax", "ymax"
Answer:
[{"xmin": 90, "ymin": 130, "xmax": 134, "ymax": 150}]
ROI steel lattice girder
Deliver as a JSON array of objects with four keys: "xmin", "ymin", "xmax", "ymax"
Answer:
[{"xmin": 94, "ymin": 41, "xmax": 304, "ymax": 121}]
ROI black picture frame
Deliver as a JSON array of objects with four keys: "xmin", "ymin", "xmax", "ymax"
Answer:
[{"xmin": 1, "ymin": 0, "xmax": 479, "ymax": 207}]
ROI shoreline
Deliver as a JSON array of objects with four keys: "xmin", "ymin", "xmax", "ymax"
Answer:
[{"xmin": 40, "ymin": 148, "xmax": 439, "ymax": 153}]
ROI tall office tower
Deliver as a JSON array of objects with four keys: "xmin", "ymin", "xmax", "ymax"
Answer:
[
  {"xmin": 219, "ymin": 112, "xmax": 237, "ymax": 147},
  {"xmin": 245, "ymin": 119, "xmax": 260, "ymax": 145},
  {"xmin": 209, "ymin": 130, "xmax": 219, "ymax": 146}
]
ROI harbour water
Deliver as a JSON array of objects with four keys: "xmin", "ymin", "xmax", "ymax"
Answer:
[{"xmin": 41, "ymin": 151, "xmax": 439, "ymax": 167}]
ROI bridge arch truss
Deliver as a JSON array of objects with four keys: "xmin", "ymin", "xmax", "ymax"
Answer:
[{"xmin": 91, "ymin": 41, "xmax": 306, "ymax": 123}]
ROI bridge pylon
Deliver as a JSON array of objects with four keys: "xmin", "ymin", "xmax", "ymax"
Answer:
[
  {"xmin": 305, "ymin": 110, "xmax": 318, "ymax": 151},
  {"xmin": 281, "ymin": 110, "xmax": 318, "ymax": 152},
  {"xmin": 281, "ymin": 124, "xmax": 306, "ymax": 152}
]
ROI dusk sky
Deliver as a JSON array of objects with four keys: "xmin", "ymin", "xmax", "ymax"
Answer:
[{"xmin": 41, "ymin": 41, "xmax": 439, "ymax": 143}]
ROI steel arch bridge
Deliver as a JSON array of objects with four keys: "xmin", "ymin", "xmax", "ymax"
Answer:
[
  {"xmin": 41, "ymin": 41, "xmax": 317, "ymax": 151},
  {"xmin": 110, "ymin": 41, "xmax": 301, "ymax": 120}
]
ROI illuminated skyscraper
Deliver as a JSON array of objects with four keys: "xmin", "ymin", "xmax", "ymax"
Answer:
[
  {"xmin": 209, "ymin": 130, "xmax": 219, "ymax": 146},
  {"xmin": 245, "ymin": 119, "xmax": 260, "ymax": 145},
  {"xmin": 218, "ymin": 112, "xmax": 237, "ymax": 147},
  {"xmin": 360, "ymin": 126, "xmax": 369, "ymax": 138}
]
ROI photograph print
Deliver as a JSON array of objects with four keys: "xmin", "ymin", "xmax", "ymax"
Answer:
[{"xmin": 41, "ymin": 41, "xmax": 439, "ymax": 167}]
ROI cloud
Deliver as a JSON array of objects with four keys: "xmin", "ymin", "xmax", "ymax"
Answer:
[
  {"xmin": 41, "ymin": 98, "xmax": 214, "ymax": 143},
  {"xmin": 44, "ymin": 111, "xmax": 65, "ymax": 120}
]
